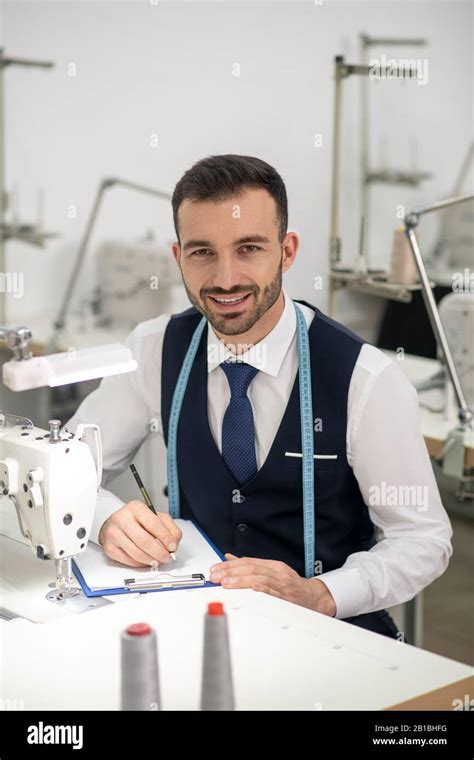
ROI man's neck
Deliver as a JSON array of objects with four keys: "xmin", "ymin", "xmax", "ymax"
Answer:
[{"xmin": 213, "ymin": 290, "xmax": 285, "ymax": 354}]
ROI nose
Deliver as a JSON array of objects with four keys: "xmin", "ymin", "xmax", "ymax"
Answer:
[{"xmin": 211, "ymin": 252, "xmax": 242, "ymax": 292}]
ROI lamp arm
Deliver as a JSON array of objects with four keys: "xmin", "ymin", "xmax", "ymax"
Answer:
[
  {"xmin": 404, "ymin": 193, "xmax": 474, "ymax": 428},
  {"xmin": 53, "ymin": 177, "xmax": 172, "ymax": 332}
]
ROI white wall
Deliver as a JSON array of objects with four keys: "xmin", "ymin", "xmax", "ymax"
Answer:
[{"xmin": 1, "ymin": 0, "xmax": 472, "ymax": 336}]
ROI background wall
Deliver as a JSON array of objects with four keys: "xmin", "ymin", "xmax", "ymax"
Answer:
[{"xmin": 1, "ymin": 0, "xmax": 473, "ymax": 335}]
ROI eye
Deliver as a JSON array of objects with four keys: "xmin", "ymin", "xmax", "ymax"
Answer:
[
  {"xmin": 191, "ymin": 248, "xmax": 212, "ymax": 257},
  {"xmin": 239, "ymin": 245, "xmax": 262, "ymax": 253}
]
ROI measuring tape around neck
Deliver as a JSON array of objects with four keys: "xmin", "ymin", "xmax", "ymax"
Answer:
[
  {"xmin": 294, "ymin": 302, "xmax": 316, "ymax": 578},
  {"xmin": 167, "ymin": 301, "xmax": 315, "ymax": 578}
]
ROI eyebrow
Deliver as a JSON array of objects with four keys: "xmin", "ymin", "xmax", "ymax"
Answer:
[{"xmin": 182, "ymin": 234, "xmax": 271, "ymax": 252}]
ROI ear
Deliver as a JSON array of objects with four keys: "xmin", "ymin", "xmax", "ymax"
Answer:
[
  {"xmin": 282, "ymin": 231, "xmax": 299, "ymax": 273},
  {"xmin": 171, "ymin": 242, "xmax": 181, "ymax": 266}
]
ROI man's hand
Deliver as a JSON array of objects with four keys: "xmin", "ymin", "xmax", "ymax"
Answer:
[
  {"xmin": 209, "ymin": 554, "xmax": 337, "ymax": 616},
  {"xmin": 98, "ymin": 500, "xmax": 183, "ymax": 568}
]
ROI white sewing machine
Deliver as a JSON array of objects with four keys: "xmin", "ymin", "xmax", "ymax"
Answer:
[
  {"xmin": 0, "ymin": 323, "xmax": 136, "ymax": 611},
  {"xmin": 0, "ymin": 411, "xmax": 102, "ymax": 602}
]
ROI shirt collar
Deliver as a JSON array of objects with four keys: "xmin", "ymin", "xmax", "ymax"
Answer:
[{"xmin": 207, "ymin": 287, "xmax": 296, "ymax": 377}]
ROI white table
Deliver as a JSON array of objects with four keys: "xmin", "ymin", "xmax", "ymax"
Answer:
[{"xmin": 0, "ymin": 534, "xmax": 472, "ymax": 711}]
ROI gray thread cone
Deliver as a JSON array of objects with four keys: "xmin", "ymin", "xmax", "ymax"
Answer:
[
  {"xmin": 200, "ymin": 603, "xmax": 235, "ymax": 710},
  {"xmin": 121, "ymin": 622, "xmax": 161, "ymax": 711}
]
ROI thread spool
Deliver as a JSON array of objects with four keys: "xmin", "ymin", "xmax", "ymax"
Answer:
[
  {"xmin": 388, "ymin": 227, "xmax": 419, "ymax": 285},
  {"xmin": 200, "ymin": 602, "xmax": 235, "ymax": 711},
  {"xmin": 121, "ymin": 622, "xmax": 160, "ymax": 711}
]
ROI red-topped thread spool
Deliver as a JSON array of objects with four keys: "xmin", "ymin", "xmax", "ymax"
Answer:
[{"xmin": 208, "ymin": 602, "xmax": 224, "ymax": 616}]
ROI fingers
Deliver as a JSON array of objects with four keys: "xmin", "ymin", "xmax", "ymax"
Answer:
[
  {"xmin": 126, "ymin": 520, "xmax": 172, "ymax": 564},
  {"xmin": 103, "ymin": 528, "xmax": 156, "ymax": 567},
  {"xmin": 101, "ymin": 501, "xmax": 181, "ymax": 566},
  {"xmin": 134, "ymin": 504, "xmax": 182, "ymax": 552},
  {"xmin": 103, "ymin": 542, "xmax": 146, "ymax": 568},
  {"xmin": 214, "ymin": 572, "xmax": 282, "ymax": 596},
  {"xmin": 211, "ymin": 557, "xmax": 286, "ymax": 578},
  {"xmin": 251, "ymin": 582, "xmax": 282, "ymax": 599},
  {"xmin": 158, "ymin": 512, "xmax": 183, "ymax": 545},
  {"xmin": 210, "ymin": 561, "xmax": 280, "ymax": 584},
  {"xmin": 209, "ymin": 556, "xmax": 296, "ymax": 601},
  {"xmin": 114, "ymin": 523, "xmax": 166, "ymax": 565}
]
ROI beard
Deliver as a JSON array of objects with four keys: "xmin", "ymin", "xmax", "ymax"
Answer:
[{"xmin": 183, "ymin": 260, "xmax": 283, "ymax": 336}]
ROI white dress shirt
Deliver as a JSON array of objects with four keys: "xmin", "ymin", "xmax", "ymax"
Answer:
[{"xmin": 67, "ymin": 288, "xmax": 452, "ymax": 620}]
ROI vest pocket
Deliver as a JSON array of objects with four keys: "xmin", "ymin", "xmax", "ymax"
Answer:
[{"xmin": 283, "ymin": 452, "xmax": 339, "ymax": 471}]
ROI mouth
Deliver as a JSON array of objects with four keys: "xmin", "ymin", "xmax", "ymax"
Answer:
[{"xmin": 207, "ymin": 292, "xmax": 252, "ymax": 311}]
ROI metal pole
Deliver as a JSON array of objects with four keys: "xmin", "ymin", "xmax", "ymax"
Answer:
[
  {"xmin": 362, "ymin": 37, "xmax": 426, "ymax": 47},
  {"xmin": 0, "ymin": 51, "xmax": 54, "ymax": 324},
  {"xmin": 54, "ymin": 180, "xmax": 108, "ymax": 331},
  {"xmin": 432, "ymin": 145, "xmax": 474, "ymax": 263},
  {"xmin": 328, "ymin": 57, "xmax": 344, "ymax": 317},
  {"xmin": 112, "ymin": 178, "xmax": 171, "ymax": 201},
  {"xmin": 414, "ymin": 193, "xmax": 474, "ymax": 217},
  {"xmin": 329, "ymin": 57, "xmax": 344, "ymax": 270},
  {"xmin": 404, "ymin": 194, "xmax": 474, "ymax": 427},
  {"xmin": 54, "ymin": 177, "xmax": 172, "ymax": 332},
  {"xmin": 359, "ymin": 35, "xmax": 369, "ymax": 274},
  {"xmin": 0, "ymin": 49, "xmax": 5, "ymax": 324}
]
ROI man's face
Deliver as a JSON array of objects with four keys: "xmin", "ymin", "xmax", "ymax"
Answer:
[{"xmin": 172, "ymin": 187, "xmax": 297, "ymax": 336}]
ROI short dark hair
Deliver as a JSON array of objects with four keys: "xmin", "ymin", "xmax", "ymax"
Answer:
[{"xmin": 172, "ymin": 154, "xmax": 288, "ymax": 244}]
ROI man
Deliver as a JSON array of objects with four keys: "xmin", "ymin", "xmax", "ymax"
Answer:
[{"xmin": 67, "ymin": 154, "xmax": 452, "ymax": 638}]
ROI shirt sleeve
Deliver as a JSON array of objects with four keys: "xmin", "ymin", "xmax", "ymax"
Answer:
[
  {"xmin": 317, "ymin": 355, "xmax": 453, "ymax": 620},
  {"xmin": 64, "ymin": 319, "xmax": 165, "ymax": 545}
]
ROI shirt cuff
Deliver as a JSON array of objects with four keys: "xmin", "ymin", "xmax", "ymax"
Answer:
[
  {"xmin": 88, "ymin": 488, "xmax": 125, "ymax": 546},
  {"xmin": 315, "ymin": 565, "xmax": 369, "ymax": 620}
]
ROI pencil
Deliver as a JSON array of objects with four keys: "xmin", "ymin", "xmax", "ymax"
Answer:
[{"xmin": 129, "ymin": 463, "xmax": 176, "ymax": 560}]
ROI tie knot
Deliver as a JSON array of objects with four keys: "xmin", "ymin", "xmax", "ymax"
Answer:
[{"xmin": 221, "ymin": 360, "xmax": 259, "ymax": 397}]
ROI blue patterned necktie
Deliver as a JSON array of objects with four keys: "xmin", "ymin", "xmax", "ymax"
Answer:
[{"xmin": 220, "ymin": 360, "xmax": 260, "ymax": 484}]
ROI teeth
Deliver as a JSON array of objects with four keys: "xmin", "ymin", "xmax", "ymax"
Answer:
[{"xmin": 213, "ymin": 295, "xmax": 247, "ymax": 303}]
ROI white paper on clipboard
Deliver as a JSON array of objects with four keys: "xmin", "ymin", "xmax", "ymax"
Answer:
[{"xmin": 73, "ymin": 519, "xmax": 221, "ymax": 590}]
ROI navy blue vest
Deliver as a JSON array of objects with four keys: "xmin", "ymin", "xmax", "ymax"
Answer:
[{"xmin": 161, "ymin": 300, "xmax": 399, "ymax": 639}]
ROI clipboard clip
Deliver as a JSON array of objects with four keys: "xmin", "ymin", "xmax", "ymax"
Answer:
[{"xmin": 123, "ymin": 573, "xmax": 206, "ymax": 591}]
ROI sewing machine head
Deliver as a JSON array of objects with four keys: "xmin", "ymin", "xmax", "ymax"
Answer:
[{"xmin": 0, "ymin": 412, "xmax": 102, "ymax": 601}]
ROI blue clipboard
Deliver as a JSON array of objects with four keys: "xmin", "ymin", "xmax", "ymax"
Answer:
[{"xmin": 72, "ymin": 521, "xmax": 225, "ymax": 597}]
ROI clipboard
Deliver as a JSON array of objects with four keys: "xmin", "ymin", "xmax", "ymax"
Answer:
[{"xmin": 72, "ymin": 520, "xmax": 225, "ymax": 597}]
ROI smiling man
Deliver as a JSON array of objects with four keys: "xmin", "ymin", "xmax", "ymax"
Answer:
[{"xmin": 67, "ymin": 154, "xmax": 452, "ymax": 638}]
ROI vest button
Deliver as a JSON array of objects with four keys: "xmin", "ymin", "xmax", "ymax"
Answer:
[{"xmin": 236, "ymin": 523, "xmax": 248, "ymax": 533}]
